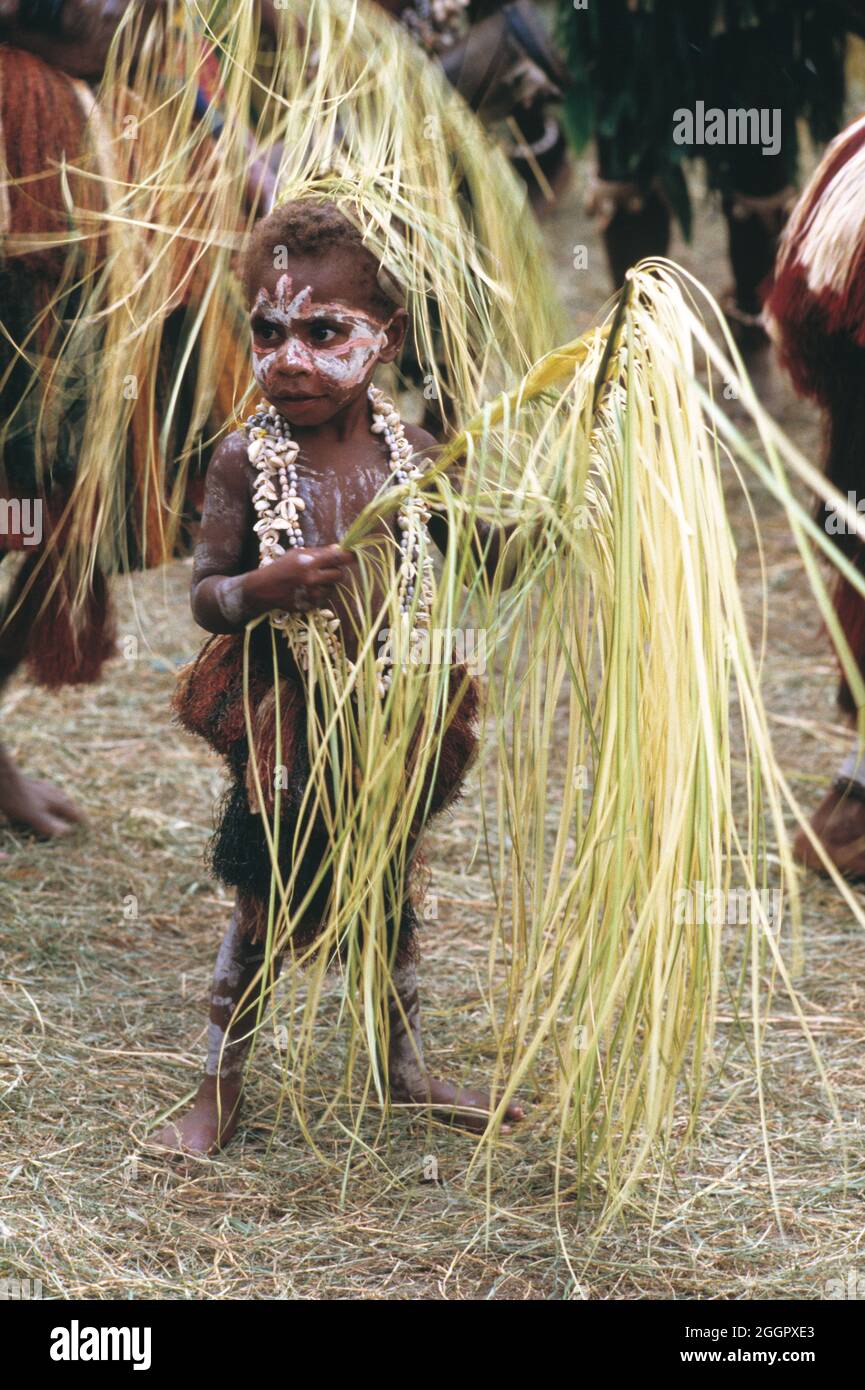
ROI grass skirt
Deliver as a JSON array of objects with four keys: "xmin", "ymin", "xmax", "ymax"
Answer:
[
  {"xmin": 173, "ymin": 628, "xmax": 480, "ymax": 951},
  {"xmin": 0, "ymin": 46, "xmax": 249, "ymax": 688}
]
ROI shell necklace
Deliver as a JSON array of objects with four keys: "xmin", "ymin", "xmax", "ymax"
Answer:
[{"xmin": 246, "ymin": 384, "xmax": 434, "ymax": 695}]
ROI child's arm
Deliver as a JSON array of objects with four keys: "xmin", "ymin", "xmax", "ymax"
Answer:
[
  {"xmin": 191, "ymin": 432, "xmax": 356, "ymax": 635},
  {"xmin": 405, "ymin": 425, "xmax": 524, "ymax": 589}
]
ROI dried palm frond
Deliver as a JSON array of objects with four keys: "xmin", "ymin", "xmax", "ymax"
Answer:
[
  {"xmin": 246, "ymin": 0, "xmax": 562, "ymax": 420},
  {"xmin": 225, "ymin": 255, "xmax": 865, "ymax": 1221},
  {"xmin": 2, "ymin": 0, "xmax": 559, "ymax": 654},
  {"xmin": 1, "ymin": 3, "xmax": 257, "ymax": 595}
]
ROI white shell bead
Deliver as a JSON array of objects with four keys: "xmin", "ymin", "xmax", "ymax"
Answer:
[{"xmin": 249, "ymin": 386, "xmax": 432, "ymax": 694}]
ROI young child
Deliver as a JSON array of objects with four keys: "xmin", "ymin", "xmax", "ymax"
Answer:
[{"xmin": 152, "ymin": 200, "xmax": 525, "ymax": 1154}]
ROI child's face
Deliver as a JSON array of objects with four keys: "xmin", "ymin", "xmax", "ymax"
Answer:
[{"xmin": 247, "ymin": 252, "xmax": 404, "ymax": 426}]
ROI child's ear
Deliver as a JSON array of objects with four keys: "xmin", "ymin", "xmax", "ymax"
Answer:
[{"xmin": 378, "ymin": 308, "xmax": 408, "ymax": 364}]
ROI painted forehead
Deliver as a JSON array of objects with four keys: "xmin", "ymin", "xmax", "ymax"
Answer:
[{"xmin": 250, "ymin": 274, "xmax": 388, "ymax": 325}]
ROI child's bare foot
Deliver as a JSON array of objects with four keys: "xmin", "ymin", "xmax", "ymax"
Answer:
[
  {"xmin": 0, "ymin": 768, "xmax": 85, "ymax": 838},
  {"xmin": 394, "ymin": 1075, "xmax": 525, "ymax": 1134},
  {"xmin": 149, "ymin": 1077, "xmax": 242, "ymax": 1156},
  {"xmin": 387, "ymin": 957, "xmax": 524, "ymax": 1134}
]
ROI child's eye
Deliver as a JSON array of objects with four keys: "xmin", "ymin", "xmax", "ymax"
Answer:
[
  {"xmin": 308, "ymin": 323, "xmax": 339, "ymax": 345},
  {"xmin": 251, "ymin": 318, "xmax": 279, "ymax": 342}
]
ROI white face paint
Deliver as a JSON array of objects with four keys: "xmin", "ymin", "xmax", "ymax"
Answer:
[{"xmin": 250, "ymin": 274, "xmax": 391, "ymax": 403}]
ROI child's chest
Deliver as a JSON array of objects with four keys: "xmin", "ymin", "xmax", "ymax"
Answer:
[{"xmin": 245, "ymin": 439, "xmax": 397, "ymax": 550}]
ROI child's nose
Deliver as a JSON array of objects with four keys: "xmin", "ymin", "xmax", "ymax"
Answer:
[{"xmin": 278, "ymin": 338, "xmax": 315, "ymax": 372}]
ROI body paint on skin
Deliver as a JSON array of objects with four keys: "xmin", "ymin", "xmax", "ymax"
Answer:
[
  {"xmin": 214, "ymin": 574, "xmax": 250, "ymax": 627},
  {"xmin": 250, "ymin": 274, "xmax": 391, "ymax": 398}
]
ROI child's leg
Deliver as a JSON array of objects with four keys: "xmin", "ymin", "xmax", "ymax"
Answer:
[
  {"xmin": 387, "ymin": 940, "xmax": 525, "ymax": 1135},
  {"xmin": 150, "ymin": 904, "xmax": 273, "ymax": 1155}
]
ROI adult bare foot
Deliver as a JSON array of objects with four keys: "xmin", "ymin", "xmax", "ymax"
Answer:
[
  {"xmin": 793, "ymin": 784, "xmax": 865, "ymax": 880},
  {"xmin": 394, "ymin": 1075, "xmax": 525, "ymax": 1135},
  {"xmin": 0, "ymin": 765, "xmax": 85, "ymax": 838},
  {"xmin": 149, "ymin": 1077, "xmax": 243, "ymax": 1157}
]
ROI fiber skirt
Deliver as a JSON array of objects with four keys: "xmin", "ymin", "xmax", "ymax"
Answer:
[
  {"xmin": 173, "ymin": 629, "xmax": 480, "ymax": 949},
  {"xmin": 0, "ymin": 47, "xmax": 248, "ymax": 689}
]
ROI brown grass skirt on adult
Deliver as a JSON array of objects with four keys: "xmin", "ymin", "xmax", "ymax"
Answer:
[
  {"xmin": 765, "ymin": 114, "xmax": 865, "ymax": 717},
  {"xmin": 0, "ymin": 45, "xmax": 250, "ymax": 691}
]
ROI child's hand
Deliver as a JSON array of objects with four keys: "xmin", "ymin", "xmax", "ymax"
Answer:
[{"xmin": 250, "ymin": 545, "xmax": 357, "ymax": 614}]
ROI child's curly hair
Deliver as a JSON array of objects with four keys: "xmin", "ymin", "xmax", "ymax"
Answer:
[{"xmin": 240, "ymin": 200, "xmax": 398, "ymax": 316}]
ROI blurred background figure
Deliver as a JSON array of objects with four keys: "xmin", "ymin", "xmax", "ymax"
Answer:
[
  {"xmin": 0, "ymin": 0, "xmax": 161, "ymax": 75},
  {"xmin": 0, "ymin": 1, "xmax": 167, "ymax": 836},
  {"xmin": 369, "ymin": 1, "xmax": 569, "ymax": 209},
  {"xmin": 556, "ymin": 0, "xmax": 860, "ymax": 352},
  {"xmin": 766, "ymin": 113, "xmax": 865, "ymax": 878},
  {"xmin": 0, "ymin": 1, "xmax": 254, "ymax": 836}
]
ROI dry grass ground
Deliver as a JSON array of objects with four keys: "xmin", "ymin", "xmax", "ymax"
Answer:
[{"xmin": 2, "ymin": 162, "xmax": 865, "ymax": 1302}]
